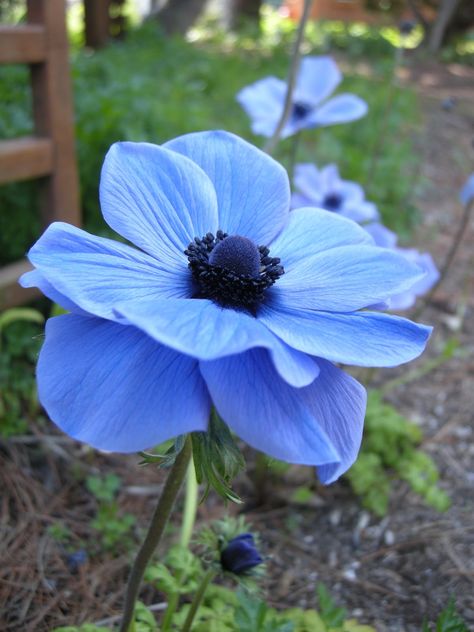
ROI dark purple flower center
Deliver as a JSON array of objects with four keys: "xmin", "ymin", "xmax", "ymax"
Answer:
[
  {"xmin": 322, "ymin": 192, "xmax": 343, "ymax": 212},
  {"xmin": 185, "ymin": 231, "xmax": 284, "ymax": 310},
  {"xmin": 292, "ymin": 101, "xmax": 313, "ymax": 121},
  {"xmin": 220, "ymin": 533, "xmax": 263, "ymax": 575}
]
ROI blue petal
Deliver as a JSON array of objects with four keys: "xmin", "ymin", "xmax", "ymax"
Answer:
[
  {"xmin": 115, "ymin": 298, "xmax": 319, "ymax": 387},
  {"xmin": 293, "ymin": 163, "xmax": 324, "ymax": 202},
  {"xmin": 274, "ymin": 245, "xmax": 425, "ymax": 311},
  {"xmin": 100, "ymin": 142, "xmax": 219, "ymax": 266},
  {"xmin": 236, "ymin": 77, "xmax": 286, "ymax": 137},
  {"xmin": 38, "ymin": 315, "xmax": 210, "ymax": 452},
  {"xmin": 259, "ymin": 305, "xmax": 432, "ymax": 367},
  {"xmin": 25, "ymin": 222, "xmax": 191, "ymax": 321},
  {"xmin": 296, "ymin": 56, "xmax": 342, "ymax": 105},
  {"xmin": 165, "ymin": 131, "xmax": 290, "ymax": 246},
  {"xmin": 460, "ymin": 173, "xmax": 474, "ymax": 205},
  {"xmin": 364, "ymin": 222, "xmax": 398, "ymax": 248},
  {"xmin": 200, "ymin": 348, "xmax": 339, "ymax": 466},
  {"xmin": 20, "ymin": 269, "xmax": 85, "ymax": 314},
  {"xmin": 310, "ymin": 94, "xmax": 368, "ymax": 127},
  {"xmin": 309, "ymin": 359, "xmax": 366, "ymax": 484},
  {"xmin": 268, "ymin": 207, "xmax": 374, "ymax": 270},
  {"xmin": 388, "ymin": 250, "xmax": 439, "ymax": 311}
]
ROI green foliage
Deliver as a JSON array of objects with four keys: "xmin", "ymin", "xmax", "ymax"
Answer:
[
  {"xmin": 346, "ymin": 391, "xmax": 450, "ymax": 516},
  {"xmin": 422, "ymin": 598, "xmax": 469, "ymax": 632},
  {"xmin": 0, "ymin": 316, "xmax": 42, "ymax": 438},
  {"xmin": 85, "ymin": 474, "xmax": 136, "ymax": 552},
  {"xmin": 191, "ymin": 409, "xmax": 246, "ymax": 503}
]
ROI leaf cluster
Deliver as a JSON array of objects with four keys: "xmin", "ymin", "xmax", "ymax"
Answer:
[{"xmin": 345, "ymin": 390, "xmax": 450, "ymax": 516}]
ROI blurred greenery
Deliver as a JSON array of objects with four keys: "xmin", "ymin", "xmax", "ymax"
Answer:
[
  {"xmin": 1, "ymin": 13, "xmax": 425, "ymax": 265},
  {"xmin": 346, "ymin": 390, "xmax": 451, "ymax": 516}
]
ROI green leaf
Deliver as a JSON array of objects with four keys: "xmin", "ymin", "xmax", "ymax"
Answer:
[
  {"xmin": 192, "ymin": 410, "xmax": 245, "ymax": 503},
  {"xmin": 317, "ymin": 583, "xmax": 347, "ymax": 629},
  {"xmin": 0, "ymin": 308, "xmax": 44, "ymax": 331}
]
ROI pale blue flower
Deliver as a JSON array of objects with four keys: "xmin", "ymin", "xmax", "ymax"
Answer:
[
  {"xmin": 21, "ymin": 131, "xmax": 431, "ymax": 483},
  {"xmin": 460, "ymin": 173, "xmax": 474, "ymax": 206},
  {"xmin": 292, "ymin": 165, "xmax": 440, "ymax": 311},
  {"xmin": 291, "ymin": 163, "xmax": 379, "ymax": 223},
  {"xmin": 236, "ymin": 56, "xmax": 368, "ymax": 139}
]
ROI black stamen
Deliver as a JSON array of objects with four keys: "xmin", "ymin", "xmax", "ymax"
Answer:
[
  {"xmin": 292, "ymin": 101, "xmax": 313, "ymax": 121},
  {"xmin": 185, "ymin": 232, "xmax": 284, "ymax": 310},
  {"xmin": 322, "ymin": 192, "xmax": 343, "ymax": 212}
]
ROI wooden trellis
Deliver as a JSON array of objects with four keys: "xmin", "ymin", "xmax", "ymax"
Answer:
[{"xmin": 0, "ymin": 0, "xmax": 80, "ymax": 309}]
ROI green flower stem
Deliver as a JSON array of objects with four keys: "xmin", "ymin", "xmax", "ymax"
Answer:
[
  {"xmin": 119, "ymin": 436, "xmax": 193, "ymax": 632},
  {"xmin": 180, "ymin": 457, "xmax": 198, "ymax": 549},
  {"xmin": 263, "ymin": 0, "xmax": 313, "ymax": 155},
  {"xmin": 161, "ymin": 459, "xmax": 200, "ymax": 632},
  {"xmin": 180, "ymin": 569, "xmax": 216, "ymax": 632}
]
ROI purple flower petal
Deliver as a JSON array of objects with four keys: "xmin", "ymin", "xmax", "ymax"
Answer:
[
  {"xmin": 24, "ymin": 222, "xmax": 191, "ymax": 321},
  {"xmin": 274, "ymin": 244, "xmax": 425, "ymax": 312},
  {"xmin": 100, "ymin": 141, "xmax": 219, "ymax": 266},
  {"xmin": 38, "ymin": 315, "xmax": 210, "ymax": 452},
  {"xmin": 200, "ymin": 348, "xmax": 340, "ymax": 467},
  {"xmin": 295, "ymin": 56, "xmax": 342, "ymax": 106},
  {"xmin": 310, "ymin": 94, "xmax": 368, "ymax": 127},
  {"xmin": 259, "ymin": 304, "xmax": 432, "ymax": 367},
  {"xmin": 460, "ymin": 173, "xmax": 474, "ymax": 206},
  {"xmin": 165, "ymin": 131, "xmax": 290, "ymax": 246},
  {"xmin": 115, "ymin": 298, "xmax": 319, "ymax": 387}
]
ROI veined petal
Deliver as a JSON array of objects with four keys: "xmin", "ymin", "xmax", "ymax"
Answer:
[
  {"xmin": 20, "ymin": 269, "xmax": 85, "ymax": 314},
  {"xmin": 275, "ymin": 245, "xmax": 425, "ymax": 311},
  {"xmin": 293, "ymin": 163, "xmax": 324, "ymax": 201},
  {"xmin": 296, "ymin": 56, "xmax": 342, "ymax": 106},
  {"xmin": 309, "ymin": 359, "xmax": 366, "ymax": 484},
  {"xmin": 269, "ymin": 207, "xmax": 374, "ymax": 270},
  {"xmin": 259, "ymin": 304, "xmax": 432, "ymax": 367},
  {"xmin": 364, "ymin": 222, "xmax": 398, "ymax": 248},
  {"xmin": 115, "ymin": 298, "xmax": 319, "ymax": 387},
  {"xmin": 165, "ymin": 131, "xmax": 290, "ymax": 246},
  {"xmin": 38, "ymin": 315, "xmax": 210, "ymax": 452},
  {"xmin": 236, "ymin": 76, "xmax": 285, "ymax": 137},
  {"xmin": 100, "ymin": 142, "xmax": 219, "ymax": 266},
  {"xmin": 25, "ymin": 222, "xmax": 191, "ymax": 321},
  {"xmin": 389, "ymin": 251, "xmax": 439, "ymax": 311},
  {"xmin": 310, "ymin": 93, "xmax": 368, "ymax": 127},
  {"xmin": 200, "ymin": 348, "xmax": 339, "ymax": 466}
]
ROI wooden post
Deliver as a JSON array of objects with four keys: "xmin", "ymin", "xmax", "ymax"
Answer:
[
  {"xmin": 0, "ymin": 0, "xmax": 80, "ymax": 309},
  {"xmin": 84, "ymin": 0, "xmax": 110, "ymax": 48},
  {"xmin": 27, "ymin": 0, "xmax": 80, "ymax": 227}
]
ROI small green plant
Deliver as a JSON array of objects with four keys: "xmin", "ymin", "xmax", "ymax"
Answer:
[
  {"xmin": 422, "ymin": 597, "xmax": 469, "ymax": 632},
  {"xmin": 346, "ymin": 390, "xmax": 450, "ymax": 516},
  {"xmin": 85, "ymin": 474, "xmax": 136, "ymax": 552},
  {"xmin": 0, "ymin": 310, "xmax": 44, "ymax": 438}
]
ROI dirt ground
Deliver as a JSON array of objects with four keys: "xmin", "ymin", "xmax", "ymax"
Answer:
[{"xmin": 1, "ymin": 58, "xmax": 473, "ymax": 631}]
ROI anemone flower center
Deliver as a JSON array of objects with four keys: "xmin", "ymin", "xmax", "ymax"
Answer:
[
  {"xmin": 322, "ymin": 192, "xmax": 343, "ymax": 212},
  {"xmin": 185, "ymin": 231, "xmax": 284, "ymax": 311},
  {"xmin": 292, "ymin": 101, "xmax": 313, "ymax": 121}
]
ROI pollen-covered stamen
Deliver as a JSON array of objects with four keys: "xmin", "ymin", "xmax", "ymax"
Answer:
[
  {"xmin": 185, "ymin": 232, "xmax": 284, "ymax": 310},
  {"xmin": 322, "ymin": 192, "xmax": 343, "ymax": 212}
]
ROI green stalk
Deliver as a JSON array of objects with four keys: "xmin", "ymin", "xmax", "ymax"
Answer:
[
  {"xmin": 119, "ymin": 436, "xmax": 192, "ymax": 632},
  {"xmin": 161, "ymin": 458, "xmax": 200, "ymax": 632},
  {"xmin": 180, "ymin": 569, "xmax": 215, "ymax": 632}
]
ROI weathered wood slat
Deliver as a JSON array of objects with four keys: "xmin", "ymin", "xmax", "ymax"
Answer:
[
  {"xmin": 0, "ymin": 25, "xmax": 46, "ymax": 64},
  {"xmin": 0, "ymin": 137, "xmax": 53, "ymax": 184},
  {"xmin": 0, "ymin": 260, "xmax": 38, "ymax": 311}
]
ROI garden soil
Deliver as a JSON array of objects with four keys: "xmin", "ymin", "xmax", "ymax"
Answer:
[{"xmin": 0, "ymin": 57, "xmax": 473, "ymax": 632}]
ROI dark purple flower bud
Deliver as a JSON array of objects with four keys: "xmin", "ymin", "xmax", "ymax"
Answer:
[
  {"xmin": 66, "ymin": 549, "xmax": 87, "ymax": 573},
  {"xmin": 399, "ymin": 20, "xmax": 416, "ymax": 36},
  {"xmin": 220, "ymin": 533, "xmax": 263, "ymax": 575}
]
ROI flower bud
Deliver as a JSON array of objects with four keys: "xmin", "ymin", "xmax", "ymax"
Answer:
[{"xmin": 220, "ymin": 533, "xmax": 263, "ymax": 575}]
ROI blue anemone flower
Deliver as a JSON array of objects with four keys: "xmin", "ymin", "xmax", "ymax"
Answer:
[
  {"xmin": 220, "ymin": 533, "xmax": 263, "ymax": 575},
  {"xmin": 236, "ymin": 56, "xmax": 368, "ymax": 139},
  {"xmin": 21, "ymin": 131, "xmax": 431, "ymax": 484},
  {"xmin": 291, "ymin": 163, "xmax": 379, "ymax": 223},
  {"xmin": 292, "ymin": 164, "xmax": 440, "ymax": 311}
]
